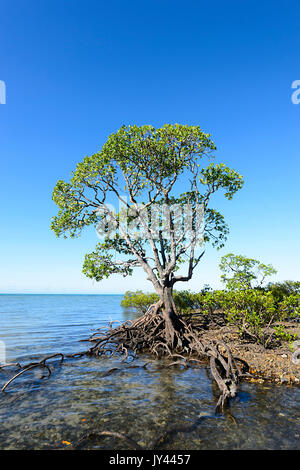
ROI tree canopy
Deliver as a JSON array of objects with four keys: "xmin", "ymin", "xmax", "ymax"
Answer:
[
  {"xmin": 219, "ymin": 253, "xmax": 277, "ymax": 291},
  {"xmin": 52, "ymin": 124, "xmax": 243, "ymax": 304}
]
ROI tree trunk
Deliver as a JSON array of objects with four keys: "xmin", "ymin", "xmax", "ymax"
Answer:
[{"xmin": 161, "ymin": 285, "xmax": 182, "ymax": 347}]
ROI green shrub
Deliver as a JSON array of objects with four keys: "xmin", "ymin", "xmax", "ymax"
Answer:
[
  {"xmin": 121, "ymin": 285, "xmax": 299, "ymax": 348},
  {"xmin": 277, "ymin": 294, "xmax": 300, "ymax": 321},
  {"xmin": 214, "ymin": 289, "xmax": 298, "ymax": 347},
  {"xmin": 121, "ymin": 289, "xmax": 213, "ymax": 314},
  {"xmin": 267, "ymin": 281, "xmax": 300, "ymax": 303},
  {"xmin": 273, "ymin": 325, "xmax": 297, "ymax": 344},
  {"xmin": 216, "ymin": 289, "xmax": 276, "ymax": 346},
  {"xmin": 219, "ymin": 253, "xmax": 277, "ymax": 291},
  {"xmin": 121, "ymin": 290, "xmax": 159, "ymax": 314},
  {"xmin": 172, "ymin": 291, "xmax": 206, "ymax": 313}
]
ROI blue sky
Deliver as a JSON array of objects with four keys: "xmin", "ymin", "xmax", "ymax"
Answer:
[{"xmin": 0, "ymin": 0, "xmax": 299, "ymax": 293}]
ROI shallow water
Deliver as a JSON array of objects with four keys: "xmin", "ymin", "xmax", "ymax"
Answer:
[{"xmin": 0, "ymin": 294, "xmax": 299, "ymax": 450}]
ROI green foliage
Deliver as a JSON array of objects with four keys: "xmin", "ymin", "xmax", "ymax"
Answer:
[
  {"xmin": 277, "ymin": 294, "xmax": 300, "ymax": 321},
  {"xmin": 216, "ymin": 289, "xmax": 277, "ymax": 346},
  {"xmin": 198, "ymin": 290, "xmax": 226, "ymax": 315},
  {"xmin": 51, "ymin": 124, "xmax": 244, "ymax": 286},
  {"xmin": 171, "ymin": 290, "xmax": 196, "ymax": 313},
  {"xmin": 121, "ymin": 290, "xmax": 159, "ymax": 314},
  {"xmin": 219, "ymin": 253, "xmax": 277, "ymax": 291},
  {"xmin": 121, "ymin": 288, "xmax": 214, "ymax": 315},
  {"xmin": 82, "ymin": 235, "xmax": 140, "ymax": 280},
  {"xmin": 172, "ymin": 290, "xmax": 204, "ymax": 313},
  {"xmin": 273, "ymin": 325, "xmax": 297, "ymax": 344},
  {"xmin": 216, "ymin": 255, "xmax": 298, "ymax": 346},
  {"xmin": 175, "ymin": 289, "xmax": 226, "ymax": 316},
  {"xmin": 52, "ymin": 124, "xmax": 219, "ymax": 239},
  {"xmin": 199, "ymin": 163, "xmax": 244, "ymax": 201},
  {"xmin": 121, "ymin": 278, "xmax": 299, "ymax": 348},
  {"xmin": 204, "ymin": 287, "xmax": 299, "ymax": 347},
  {"xmin": 218, "ymin": 254, "xmax": 298, "ymax": 345},
  {"xmin": 266, "ymin": 280, "xmax": 300, "ymax": 303}
]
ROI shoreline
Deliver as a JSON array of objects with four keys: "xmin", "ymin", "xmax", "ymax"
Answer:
[{"xmin": 198, "ymin": 322, "xmax": 300, "ymax": 386}]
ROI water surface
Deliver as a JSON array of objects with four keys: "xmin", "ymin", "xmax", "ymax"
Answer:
[{"xmin": 0, "ymin": 294, "xmax": 299, "ymax": 450}]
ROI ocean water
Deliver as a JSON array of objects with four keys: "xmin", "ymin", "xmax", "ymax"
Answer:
[{"xmin": 0, "ymin": 294, "xmax": 299, "ymax": 450}]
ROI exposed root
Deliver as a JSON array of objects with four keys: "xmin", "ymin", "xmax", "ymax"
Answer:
[
  {"xmin": 83, "ymin": 310, "xmax": 246, "ymax": 411},
  {"xmin": 1, "ymin": 353, "xmax": 64, "ymax": 392},
  {"xmin": 0, "ymin": 309, "xmax": 248, "ymax": 413}
]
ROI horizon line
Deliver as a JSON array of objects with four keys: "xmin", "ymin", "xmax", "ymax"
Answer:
[{"xmin": 0, "ymin": 292, "xmax": 125, "ymax": 295}]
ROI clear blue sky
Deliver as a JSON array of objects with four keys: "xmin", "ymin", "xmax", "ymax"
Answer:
[{"xmin": 0, "ymin": 0, "xmax": 299, "ymax": 293}]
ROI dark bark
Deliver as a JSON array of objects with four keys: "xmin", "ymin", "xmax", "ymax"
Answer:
[{"xmin": 161, "ymin": 284, "xmax": 182, "ymax": 347}]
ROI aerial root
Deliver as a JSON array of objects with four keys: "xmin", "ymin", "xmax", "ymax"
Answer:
[
  {"xmin": 80, "ymin": 311, "xmax": 246, "ymax": 411},
  {"xmin": 1, "ymin": 353, "xmax": 64, "ymax": 392},
  {"xmin": 0, "ymin": 312, "xmax": 247, "ymax": 413}
]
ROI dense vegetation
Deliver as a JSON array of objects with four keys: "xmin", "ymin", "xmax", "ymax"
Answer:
[{"xmin": 121, "ymin": 254, "xmax": 299, "ymax": 348}]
